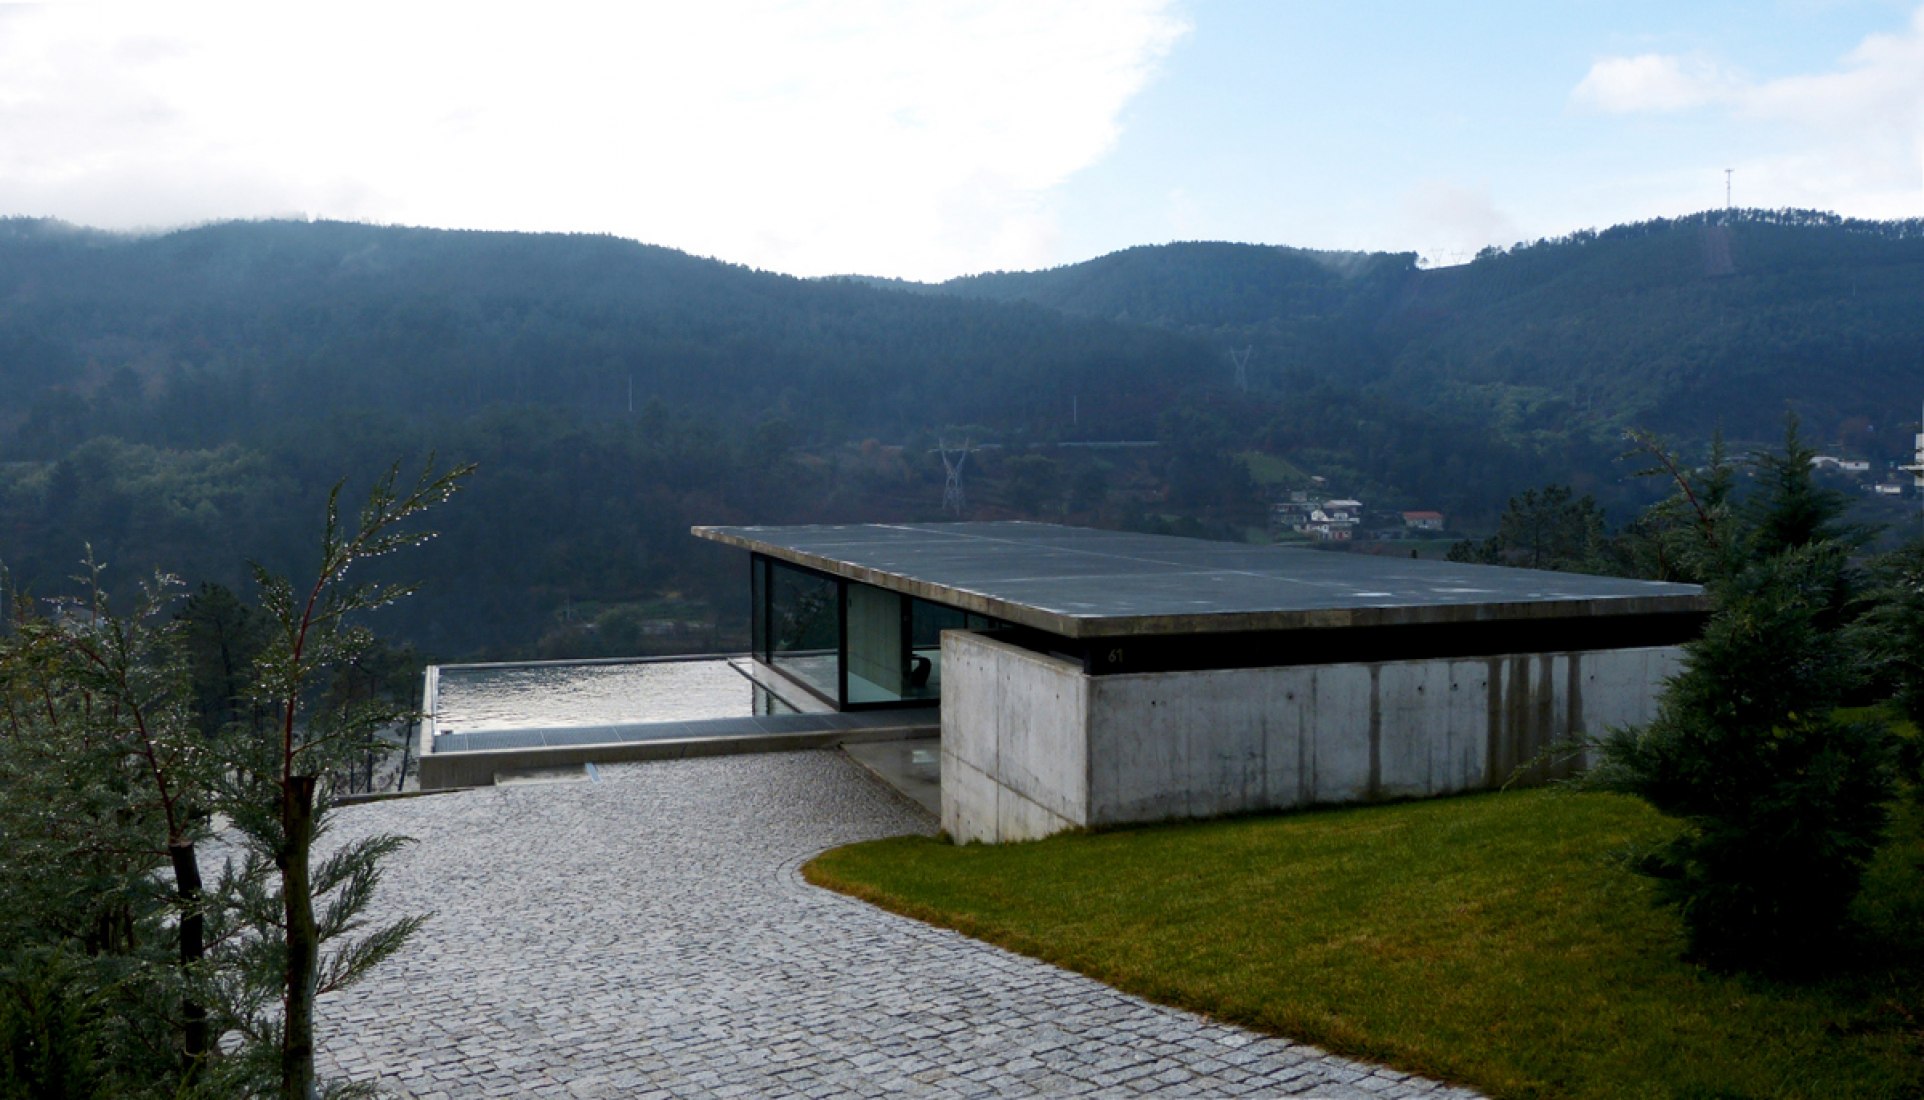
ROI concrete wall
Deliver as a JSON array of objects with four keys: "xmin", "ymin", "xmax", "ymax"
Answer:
[
  {"xmin": 940, "ymin": 632, "xmax": 1091, "ymax": 844},
  {"xmin": 941, "ymin": 631, "xmax": 1682, "ymax": 844}
]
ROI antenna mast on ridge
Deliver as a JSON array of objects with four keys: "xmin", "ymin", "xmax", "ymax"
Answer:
[{"xmin": 1704, "ymin": 169, "xmax": 1736, "ymax": 276}]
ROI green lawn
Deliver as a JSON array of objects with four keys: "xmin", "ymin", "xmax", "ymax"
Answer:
[
  {"xmin": 1238, "ymin": 450, "xmax": 1309, "ymax": 486},
  {"xmin": 805, "ymin": 789, "xmax": 1924, "ymax": 1099}
]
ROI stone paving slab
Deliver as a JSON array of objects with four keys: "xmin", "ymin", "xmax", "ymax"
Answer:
[{"xmin": 317, "ymin": 752, "xmax": 1481, "ymax": 1098}]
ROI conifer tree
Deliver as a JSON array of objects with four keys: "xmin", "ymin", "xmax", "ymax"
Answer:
[
  {"xmin": 0, "ymin": 563, "xmax": 219, "ymax": 1088},
  {"xmin": 1747, "ymin": 411, "xmax": 1854, "ymax": 557},
  {"xmin": 1, "ymin": 459, "xmax": 469, "ymax": 1098},
  {"xmin": 1588, "ymin": 424, "xmax": 1893, "ymax": 969},
  {"xmin": 212, "ymin": 460, "xmax": 468, "ymax": 1099},
  {"xmin": 1853, "ymin": 536, "xmax": 1924, "ymax": 789}
]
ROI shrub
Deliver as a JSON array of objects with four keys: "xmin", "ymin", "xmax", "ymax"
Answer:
[{"xmin": 1590, "ymin": 420, "xmax": 1895, "ymax": 969}]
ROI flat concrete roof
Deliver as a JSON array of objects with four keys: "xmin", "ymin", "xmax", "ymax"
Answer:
[{"xmin": 692, "ymin": 522, "xmax": 1707, "ymax": 639}]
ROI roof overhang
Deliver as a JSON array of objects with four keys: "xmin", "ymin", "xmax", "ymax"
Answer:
[{"xmin": 693, "ymin": 522, "xmax": 1709, "ymax": 641}]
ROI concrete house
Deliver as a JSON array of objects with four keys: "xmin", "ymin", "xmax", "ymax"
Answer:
[{"xmin": 693, "ymin": 522, "xmax": 1706, "ymax": 844}]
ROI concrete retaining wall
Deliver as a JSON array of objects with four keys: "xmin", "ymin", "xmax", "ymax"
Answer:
[
  {"xmin": 941, "ymin": 631, "xmax": 1682, "ymax": 844},
  {"xmin": 940, "ymin": 631, "xmax": 1091, "ymax": 844},
  {"xmin": 419, "ymin": 722, "xmax": 936, "ymax": 790}
]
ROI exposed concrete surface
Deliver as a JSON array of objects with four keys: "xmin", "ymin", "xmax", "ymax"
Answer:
[
  {"xmin": 418, "ymin": 712, "xmax": 938, "ymax": 789},
  {"xmin": 943, "ymin": 631, "xmax": 1682, "ymax": 844},
  {"xmin": 841, "ymin": 739, "xmax": 942, "ymax": 818},
  {"xmin": 316, "ymin": 752, "xmax": 1479, "ymax": 1098},
  {"xmin": 695, "ymin": 521, "xmax": 1705, "ymax": 638},
  {"xmin": 942, "ymin": 632, "xmax": 1089, "ymax": 844}
]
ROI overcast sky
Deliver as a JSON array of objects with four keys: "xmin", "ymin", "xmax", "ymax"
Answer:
[{"xmin": 2, "ymin": 0, "xmax": 1920, "ymax": 279}]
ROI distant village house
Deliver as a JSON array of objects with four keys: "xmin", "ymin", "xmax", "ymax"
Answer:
[
  {"xmin": 1271, "ymin": 493, "xmax": 1364, "ymax": 541},
  {"xmin": 1401, "ymin": 510, "xmax": 1445, "ymax": 532},
  {"xmin": 1810, "ymin": 455, "xmax": 1871, "ymax": 474}
]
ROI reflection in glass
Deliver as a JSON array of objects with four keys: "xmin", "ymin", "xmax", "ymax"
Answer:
[
  {"xmin": 908, "ymin": 598, "xmax": 994, "ymax": 700},
  {"xmin": 750, "ymin": 556, "xmax": 766, "ymax": 659},
  {"xmin": 767, "ymin": 560, "xmax": 840, "ymax": 702},
  {"xmin": 753, "ymin": 555, "xmax": 1004, "ymax": 709}
]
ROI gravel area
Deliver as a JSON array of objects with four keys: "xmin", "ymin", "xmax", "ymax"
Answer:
[{"xmin": 316, "ymin": 751, "xmax": 1480, "ymax": 1098}]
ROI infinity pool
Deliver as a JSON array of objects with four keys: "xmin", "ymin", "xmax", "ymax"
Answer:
[{"xmin": 431, "ymin": 658, "xmax": 796, "ymax": 733}]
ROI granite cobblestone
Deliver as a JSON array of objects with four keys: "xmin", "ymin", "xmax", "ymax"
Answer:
[{"xmin": 315, "ymin": 751, "xmax": 1480, "ymax": 1098}]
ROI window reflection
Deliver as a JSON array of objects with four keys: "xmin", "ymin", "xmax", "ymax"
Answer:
[
  {"xmin": 766, "ymin": 559, "xmax": 839, "ymax": 702},
  {"xmin": 752, "ymin": 554, "xmax": 1003, "ymax": 709}
]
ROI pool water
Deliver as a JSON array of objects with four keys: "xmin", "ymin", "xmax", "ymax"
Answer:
[{"xmin": 431, "ymin": 658, "xmax": 795, "ymax": 732}]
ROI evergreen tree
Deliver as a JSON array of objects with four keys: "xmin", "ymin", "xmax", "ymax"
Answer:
[
  {"xmin": 0, "ymin": 562, "xmax": 219, "ymax": 1088},
  {"xmin": 1587, "ymin": 432, "xmax": 1894, "ymax": 969},
  {"xmin": 1446, "ymin": 484, "xmax": 1611, "ymax": 573},
  {"xmin": 1747, "ymin": 411, "xmax": 1855, "ymax": 558},
  {"xmin": 176, "ymin": 583, "xmax": 273, "ymax": 741},
  {"xmin": 1614, "ymin": 429, "xmax": 1737, "ymax": 583},
  {"xmin": 1852, "ymin": 536, "xmax": 1924, "ymax": 789},
  {"xmin": 0, "ymin": 460, "xmax": 468, "ymax": 1098},
  {"xmin": 213, "ymin": 460, "xmax": 467, "ymax": 1098}
]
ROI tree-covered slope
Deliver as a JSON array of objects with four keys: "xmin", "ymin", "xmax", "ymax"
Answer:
[
  {"xmin": 3, "ymin": 211, "xmax": 1917, "ymax": 659},
  {"xmin": 914, "ymin": 211, "xmax": 1924, "ymax": 453},
  {"xmin": 938, "ymin": 242, "xmax": 1417, "ymax": 392},
  {"xmin": 0, "ymin": 217, "xmax": 1214, "ymax": 457},
  {"xmin": 1383, "ymin": 211, "xmax": 1924, "ymax": 443},
  {"xmin": 941, "ymin": 241, "xmax": 1415, "ymax": 332}
]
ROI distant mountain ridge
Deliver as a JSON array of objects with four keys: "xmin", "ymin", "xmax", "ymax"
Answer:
[
  {"xmin": 0, "ymin": 217, "xmax": 1210, "ymax": 454},
  {"xmin": 3, "ymin": 210, "xmax": 1919, "ymax": 658},
  {"xmin": 935, "ymin": 241, "xmax": 1411, "ymax": 331},
  {"xmin": 4, "ymin": 209, "xmax": 1919, "ymax": 455},
  {"xmin": 885, "ymin": 210, "xmax": 1924, "ymax": 452}
]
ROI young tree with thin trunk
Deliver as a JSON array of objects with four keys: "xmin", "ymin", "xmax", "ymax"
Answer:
[
  {"xmin": 214, "ymin": 461, "xmax": 468, "ymax": 1099},
  {"xmin": 2, "ymin": 461, "xmax": 468, "ymax": 1098}
]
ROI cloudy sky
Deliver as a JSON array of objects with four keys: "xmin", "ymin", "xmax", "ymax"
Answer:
[{"xmin": 2, "ymin": 0, "xmax": 1920, "ymax": 279}]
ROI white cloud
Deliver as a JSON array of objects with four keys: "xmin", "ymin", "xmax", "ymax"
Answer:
[
  {"xmin": 0, "ymin": 1, "xmax": 1189, "ymax": 278},
  {"xmin": 1396, "ymin": 180, "xmax": 1519, "ymax": 266},
  {"xmin": 1568, "ymin": 7, "xmax": 1924, "ymax": 217},
  {"xmin": 1571, "ymin": 52, "xmax": 1742, "ymax": 113}
]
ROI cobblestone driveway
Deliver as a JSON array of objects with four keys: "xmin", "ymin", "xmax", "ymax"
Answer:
[{"xmin": 318, "ymin": 751, "xmax": 1478, "ymax": 1098}]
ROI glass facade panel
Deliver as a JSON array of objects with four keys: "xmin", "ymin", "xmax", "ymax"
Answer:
[
  {"xmin": 752, "ymin": 554, "xmax": 997, "ymax": 709},
  {"xmin": 766, "ymin": 559, "xmax": 840, "ymax": 703},
  {"xmin": 750, "ymin": 556, "xmax": 766, "ymax": 659},
  {"xmin": 844, "ymin": 584, "xmax": 906, "ymax": 705},
  {"xmin": 907, "ymin": 598, "xmax": 995, "ymax": 700}
]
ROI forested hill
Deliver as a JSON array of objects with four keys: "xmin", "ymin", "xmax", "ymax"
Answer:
[
  {"xmin": 938, "ymin": 241, "xmax": 1412, "ymax": 333},
  {"xmin": 0, "ymin": 217, "xmax": 1208, "ymax": 454},
  {"xmin": 2, "ymin": 211, "xmax": 1919, "ymax": 659},
  {"xmin": 926, "ymin": 210, "xmax": 1924, "ymax": 451},
  {"xmin": 0, "ymin": 217, "xmax": 1221, "ymax": 656}
]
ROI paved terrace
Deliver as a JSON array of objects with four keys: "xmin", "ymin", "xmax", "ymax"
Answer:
[{"xmin": 319, "ymin": 752, "xmax": 1480, "ymax": 1098}]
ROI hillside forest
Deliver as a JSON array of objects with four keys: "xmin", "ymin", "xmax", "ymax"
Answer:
[{"xmin": 0, "ymin": 208, "xmax": 1920, "ymax": 659}]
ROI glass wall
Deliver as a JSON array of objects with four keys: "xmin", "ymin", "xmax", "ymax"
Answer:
[
  {"xmin": 844, "ymin": 582, "xmax": 906, "ymax": 705},
  {"xmin": 750, "ymin": 556, "xmax": 767, "ymax": 658},
  {"xmin": 908, "ymin": 597, "xmax": 995, "ymax": 701},
  {"xmin": 764, "ymin": 558, "xmax": 840, "ymax": 703},
  {"xmin": 752, "ymin": 553, "xmax": 1003, "ymax": 709}
]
